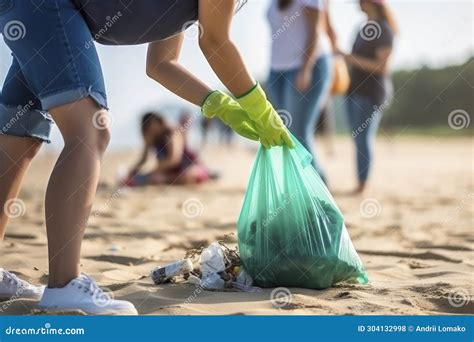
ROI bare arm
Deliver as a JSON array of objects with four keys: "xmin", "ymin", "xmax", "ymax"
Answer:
[
  {"xmin": 147, "ymin": 1, "xmax": 257, "ymax": 102},
  {"xmin": 295, "ymin": 6, "xmax": 321, "ymax": 91},
  {"xmin": 346, "ymin": 47, "xmax": 392, "ymax": 75},
  {"xmin": 301, "ymin": 7, "xmax": 321, "ymax": 72},
  {"xmin": 198, "ymin": 0, "xmax": 256, "ymax": 97},
  {"xmin": 324, "ymin": 2, "xmax": 337, "ymax": 50},
  {"xmin": 146, "ymin": 33, "xmax": 212, "ymax": 106}
]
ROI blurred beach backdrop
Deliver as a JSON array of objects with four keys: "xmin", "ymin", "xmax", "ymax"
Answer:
[{"xmin": 0, "ymin": 0, "xmax": 472, "ymax": 315}]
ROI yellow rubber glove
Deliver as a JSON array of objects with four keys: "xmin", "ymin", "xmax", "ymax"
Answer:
[
  {"xmin": 236, "ymin": 83, "xmax": 293, "ymax": 148},
  {"xmin": 201, "ymin": 90, "xmax": 259, "ymax": 141}
]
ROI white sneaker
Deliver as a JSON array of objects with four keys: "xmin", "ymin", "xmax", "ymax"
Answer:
[
  {"xmin": 0, "ymin": 268, "xmax": 44, "ymax": 300},
  {"xmin": 37, "ymin": 274, "xmax": 138, "ymax": 315}
]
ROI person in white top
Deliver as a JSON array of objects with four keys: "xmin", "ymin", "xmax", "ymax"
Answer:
[{"xmin": 266, "ymin": 0, "xmax": 336, "ymax": 182}]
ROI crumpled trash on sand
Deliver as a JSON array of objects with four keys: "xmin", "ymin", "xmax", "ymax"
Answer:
[{"xmin": 149, "ymin": 241, "xmax": 260, "ymax": 293}]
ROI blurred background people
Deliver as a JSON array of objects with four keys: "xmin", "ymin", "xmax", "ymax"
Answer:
[
  {"xmin": 315, "ymin": 101, "xmax": 336, "ymax": 157},
  {"xmin": 266, "ymin": 0, "xmax": 336, "ymax": 182},
  {"xmin": 339, "ymin": 0, "xmax": 397, "ymax": 194},
  {"xmin": 125, "ymin": 112, "xmax": 214, "ymax": 186}
]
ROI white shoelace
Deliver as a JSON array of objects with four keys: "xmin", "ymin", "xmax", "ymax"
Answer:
[{"xmin": 73, "ymin": 275, "xmax": 110, "ymax": 301}]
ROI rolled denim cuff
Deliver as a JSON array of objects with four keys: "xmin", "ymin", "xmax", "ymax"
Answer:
[
  {"xmin": 0, "ymin": 104, "xmax": 53, "ymax": 143},
  {"xmin": 40, "ymin": 86, "xmax": 108, "ymax": 111}
]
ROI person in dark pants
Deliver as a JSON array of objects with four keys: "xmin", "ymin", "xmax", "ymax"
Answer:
[{"xmin": 339, "ymin": 0, "xmax": 397, "ymax": 194}]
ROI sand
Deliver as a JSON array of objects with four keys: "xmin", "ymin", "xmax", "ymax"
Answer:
[{"xmin": 1, "ymin": 136, "xmax": 473, "ymax": 315}]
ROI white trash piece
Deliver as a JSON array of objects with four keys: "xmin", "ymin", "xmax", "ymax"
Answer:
[
  {"xmin": 199, "ymin": 242, "xmax": 226, "ymax": 274},
  {"xmin": 199, "ymin": 242, "xmax": 227, "ymax": 290},
  {"xmin": 201, "ymin": 272, "xmax": 226, "ymax": 290},
  {"xmin": 235, "ymin": 269, "xmax": 253, "ymax": 287}
]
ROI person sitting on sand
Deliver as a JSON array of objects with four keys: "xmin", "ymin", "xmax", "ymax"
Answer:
[
  {"xmin": 125, "ymin": 112, "xmax": 214, "ymax": 186},
  {"xmin": 0, "ymin": 0, "xmax": 291, "ymax": 315}
]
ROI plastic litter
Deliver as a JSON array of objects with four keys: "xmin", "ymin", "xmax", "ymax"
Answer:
[
  {"xmin": 150, "ymin": 240, "xmax": 260, "ymax": 292},
  {"xmin": 235, "ymin": 269, "xmax": 253, "ymax": 287},
  {"xmin": 200, "ymin": 272, "xmax": 226, "ymax": 290},
  {"xmin": 199, "ymin": 242, "xmax": 226, "ymax": 275},
  {"xmin": 150, "ymin": 259, "xmax": 193, "ymax": 285}
]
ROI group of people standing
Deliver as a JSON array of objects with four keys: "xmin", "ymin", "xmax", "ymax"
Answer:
[
  {"xmin": 0, "ymin": 0, "xmax": 396, "ymax": 315},
  {"xmin": 267, "ymin": 0, "xmax": 396, "ymax": 193}
]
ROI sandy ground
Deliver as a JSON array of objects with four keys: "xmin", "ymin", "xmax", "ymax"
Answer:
[{"xmin": 1, "ymin": 136, "xmax": 473, "ymax": 315}]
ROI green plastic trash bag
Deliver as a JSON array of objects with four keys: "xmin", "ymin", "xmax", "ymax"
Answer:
[{"xmin": 237, "ymin": 135, "xmax": 368, "ymax": 289}]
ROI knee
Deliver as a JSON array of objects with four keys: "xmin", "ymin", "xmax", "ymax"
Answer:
[
  {"xmin": 65, "ymin": 127, "xmax": 110, "ymax": 156},
  {"xmin": 86, "ymin": 108, "xmax": 111, "ymax": 155},
  {"xmin": 90, "ymin": 127, "xmax": 110, "ymax": 156},
  {"xmin": 83, "ymin": 109, "xmax": 111, "ymax": 155},
  {"xmin": 94, "ymin": 128, "xmax": 110, "ymax": 155}
]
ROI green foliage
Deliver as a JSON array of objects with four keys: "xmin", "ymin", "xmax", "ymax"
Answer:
[{"xmin": 383, "ymin": 57, "xmax": 474, "ymax": 131}]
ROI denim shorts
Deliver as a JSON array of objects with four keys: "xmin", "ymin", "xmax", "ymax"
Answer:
[
  {"xmin": 0, "ymin": 0, "xmax": 198, "ymax": 143},
  {"xmin": 0, "ymin": 0, "xmax": 106, "ymax": 142}
]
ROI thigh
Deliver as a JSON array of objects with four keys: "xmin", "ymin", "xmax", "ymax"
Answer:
[
  {"xmin": 0, "ymin": 57, "xmax": 53, "ymax": 142},
  {"xmin": 0, "ymin": 0, "xmax": 106, "ymax": 111}
]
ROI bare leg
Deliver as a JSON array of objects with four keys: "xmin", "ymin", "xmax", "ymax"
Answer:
[
  {"xmin": 46, "ymin": 98, "xmax": 109, "ymax": 288},
  {"xmin": 0, "ymin": 136, "xmax": 42, "ymax": 240}
]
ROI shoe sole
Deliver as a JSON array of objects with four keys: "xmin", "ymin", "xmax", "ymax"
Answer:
[
  {"xmin": 36, "ymin": 306, "xmax": 138, "ymax": 316},
  {"xmin": 0, "ymin": 295, "xmax": 42, "ymax": 301}
]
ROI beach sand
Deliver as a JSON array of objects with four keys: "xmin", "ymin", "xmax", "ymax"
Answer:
[{"xmin": 1, "ymin": 136, "xmax": 472, "ymax": 315}]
